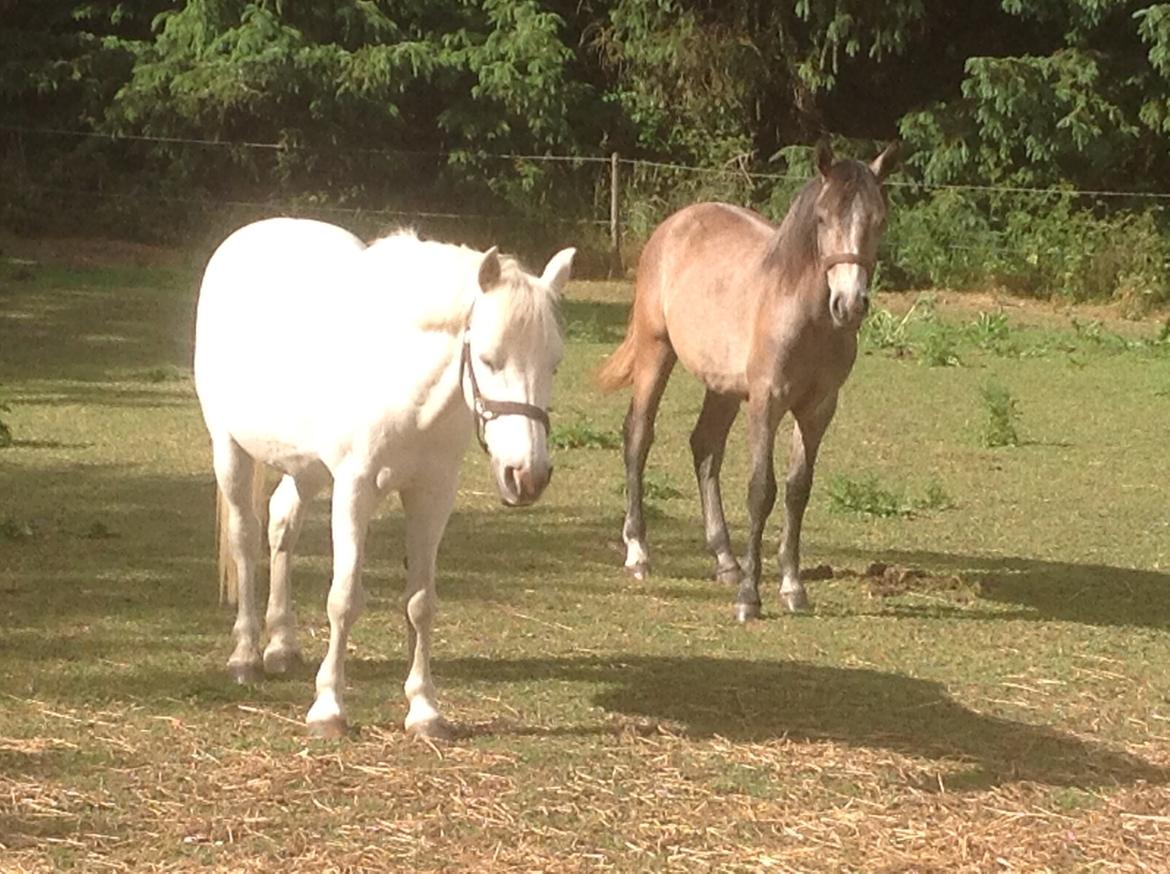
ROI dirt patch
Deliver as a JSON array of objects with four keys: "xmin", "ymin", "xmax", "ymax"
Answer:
[{"xmin": 861, "ymin": 561, "xmax": 981, "ymax": 601}]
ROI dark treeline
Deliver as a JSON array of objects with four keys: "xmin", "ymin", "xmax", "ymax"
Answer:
[{"xmin": 4, "ymin": 1, "xmax": 1170, "ymax": 299}]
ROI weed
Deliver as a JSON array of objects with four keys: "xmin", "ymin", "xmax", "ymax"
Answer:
[
  {"xmin": 916, "ymin": 482, "xmax": 956, "ymax": 512},
  {"xmin": 828, "ymin": 474, "xmax": 955, "ymax": 518},
  {"xmin": 0, "ymin": 516, "xmax": 35, "ymax": 541},
  {"xmin": 829, "ymin": 474, "xmax": 907, "ymax": 518},
  {"xmin": 979, "ymin": 380, "xmax": 1022, "ymax": 447},
  {"xmin": 643, "ymin": 473, "xmax": 684, "ymax": 501},
  {"xmin": 860, "ymin": 309, "xmax": 911, "ymax": 356},
  {"xmin": 968, "ymin": 310, "xmax": 1019, "ymax": 356},
  {"xmin": 916, "ymin": 322, "xmax": 962, "ymax": 367},
  {"xmin": 550, "ymin": 418, "xmax": 621, "ymax": 450}
]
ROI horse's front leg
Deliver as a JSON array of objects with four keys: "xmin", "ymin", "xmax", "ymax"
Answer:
[
  {"xmin": 736, "ymin": 395, "xmax": 783, "ymax": 622},
  {"xmin": 778, "ymin": 393, "xmax": 838, "ymax": 613},
  {"xmin": 399, "ymin": 471, "xmax": 458, "ymax": 740},
  {"xmin": 306, "ymin": 472, "xmax": 376, "ymax": 738}
]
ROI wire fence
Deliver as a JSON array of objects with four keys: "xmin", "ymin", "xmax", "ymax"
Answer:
[{"xmin": 3, "ymin": 124, "xmax": 1170, "ymax": 295}]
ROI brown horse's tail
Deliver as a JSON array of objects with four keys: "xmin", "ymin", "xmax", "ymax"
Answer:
[
  {"xmin": 597, "ymin": 317, "xmax": 638, "ymax": 392},
  {"xmin": 216, "ymin": 462, "xmax": 269, "ymax": 606}
]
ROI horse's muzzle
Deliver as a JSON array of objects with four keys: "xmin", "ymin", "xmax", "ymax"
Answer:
[
  {"xmin": 499, "ymin": 463, "xmax": 553, "ymax": 507},
  {"xmin": 830, "ymin": 291, "xmax": 869, "ymax": 329}
]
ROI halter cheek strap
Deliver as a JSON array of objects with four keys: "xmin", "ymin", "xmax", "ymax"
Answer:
[{"xmin": 459, "ymin": 333, "xmax": 551, "ymax": 455}]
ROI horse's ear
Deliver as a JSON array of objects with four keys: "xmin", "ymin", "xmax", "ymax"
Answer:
[
  {"xmin": 478, "ymin": 246, "xmax": 501, "ymax": 292},
  {"xmin": 541, "ymin": 247, "xmax": 576, "ymax": 297},
  {"xmin": 815, "ymin": 138, "xmax": 834, "ymax": 178},
  {"xmin": 870, "ymin": 141, "xmax": 900, "ymax": 181}
]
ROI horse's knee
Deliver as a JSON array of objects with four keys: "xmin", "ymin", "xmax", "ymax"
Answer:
[
  {"xmin": 326, "ymin": 582, "xmax": 364, "ymax": 628},
  {"xmin": 405, "ymin": 586, "xmax": 435, "ymax": 630}
]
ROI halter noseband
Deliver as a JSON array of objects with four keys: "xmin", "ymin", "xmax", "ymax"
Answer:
[
  {"xmin": 459, "ymin": 329, "xmax": 551, "ymax": 455},
  {"xmin": 821, "ymin": 252, "xmax": 874, "ymax": 274}
]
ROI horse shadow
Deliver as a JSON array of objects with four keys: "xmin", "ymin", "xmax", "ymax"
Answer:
[{"xmin": 433, "ymin": 653, "xmax": 1167, "ymax": 792}]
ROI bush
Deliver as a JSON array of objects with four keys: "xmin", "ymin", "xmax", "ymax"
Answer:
[{"xmin": 885, "ymin": 188, "xmax": 1170, "ymax": 304}]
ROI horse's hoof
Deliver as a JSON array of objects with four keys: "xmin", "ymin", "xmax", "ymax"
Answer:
[
  {"xmin": 625, "ymin": 562, "xmax": 649, "ymax": 582},
  {"xmin": 780, "ymin": 589, "xmax": 811, "ymax": 614},
  {"xmin": 263, "ymin": 648, "xmax": 303, "ymax": 676},
  {"xmin": 734, "ymin": 601, "xmax": 762, "ymax": 623},
  {"xmin": 406, "ymin": 716, "xmax": 456, "ymax": 742},
  {"xmin": 715, "ymin": 565, "xmax": 742, "ymax": 585},
  {"xmin": 306, "ymin": 716, "xmax": 349, "ymax": 739},
  {"xmin": 228, "ymin": 662, "xmax": 263, "ymax": 685}
]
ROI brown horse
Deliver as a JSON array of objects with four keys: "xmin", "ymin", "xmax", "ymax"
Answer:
[{"xmin": 599, "ymin": 141, "xmax": 897, "ymax": 621}]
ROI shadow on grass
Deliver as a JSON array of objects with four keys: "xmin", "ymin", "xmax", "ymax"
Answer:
[
  {"xmin": 837, "ymin": 546, "xmax": 1170, "ymax": 629},
  {"xmin": 440, "ymin": 653, "xmax": 1166, "ymax": 792}
]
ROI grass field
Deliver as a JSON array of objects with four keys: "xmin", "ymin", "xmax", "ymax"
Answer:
[{"xmin": 2, "ymin": 234, "xmax": 1170, "ymax": 871}]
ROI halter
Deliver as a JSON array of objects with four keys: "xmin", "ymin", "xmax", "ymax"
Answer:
[
  {"xmin": 821, "ymin": 252, "xmax": 874, "ymax": 274},
  {"xmin": 459, "ymin": 324, "xmax": 551, "ymax": 455}
]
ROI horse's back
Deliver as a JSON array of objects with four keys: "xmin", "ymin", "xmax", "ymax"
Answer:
[
  {"xmin": 636, "ymin": 203, "xmax": 776, "ymax": 394},
  {"xmin": 194, "ymin": 218, "xmax": 370, "ymax": 464}
]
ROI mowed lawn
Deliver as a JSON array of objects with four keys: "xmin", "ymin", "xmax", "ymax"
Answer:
[{"xmin": 2, "ymin": 235, "xmax": 1170, "ymax": 871}]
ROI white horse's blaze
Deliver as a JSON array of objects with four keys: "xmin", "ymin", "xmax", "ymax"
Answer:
[{"xmin": 194, "ymin": 218, "xmax": 573, "ymax": 735}]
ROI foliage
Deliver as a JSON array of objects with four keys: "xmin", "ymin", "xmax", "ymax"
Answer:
[
  {"xmin": 884, "ymin": 188, "xmax": 1170, "ymax": 303},
  {"xmin": 550, "ymin": 417, "xmax": 621, "ymax": 450},
  {"xmin": 8, "ymin": 2, "xmax": 1170, "ymax": 288},
  {"xmin": 827, "ymin": 473, "xmax": 954, "ymax": 518},
  {"xmin": 979, "ymin": 380, "xmax": 1022, "ymax": 448}
]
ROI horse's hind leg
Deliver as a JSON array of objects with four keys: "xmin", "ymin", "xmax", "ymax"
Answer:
[
  {"xmin": 778, "ymin": 393, "xmax": 839, "ymax": 613},
  {"xmin": 621, "ymin": 338, "xmax": 676, "ymax": 579},
  {"xmin": 263, "ymin": 469, "xmax": 327, "ymax": 675},
  {"xmin": 689, "ymin": 390, "xmax": 741, "ymax": 584},
  {"xmin": 213, "ymin": 437, "xmax": 264, "ymax": 683}
]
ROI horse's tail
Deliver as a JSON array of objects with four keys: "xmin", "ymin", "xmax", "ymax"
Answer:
[
  {"xmin": 216, "ymin": 462, "xmax": 269, "ymax": 606},
  {"xmin": 597, "ymin": 316, "xmax": 638, "ymax": 392}
]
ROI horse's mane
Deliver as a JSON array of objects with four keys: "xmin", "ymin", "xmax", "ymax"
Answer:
[
  {"xmin": 361, "ymin": 231, "xmax": 561, "ymax": 338},
  {"xmin": 763, "ymin": 160, "xmax": 873, "ymax": 287}
]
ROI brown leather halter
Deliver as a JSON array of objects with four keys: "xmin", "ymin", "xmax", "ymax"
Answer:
[
  {"xmin": 821, "ymin": 252, "xmax": 874, "ymax": 273},
  {"xmin": 459, "ymin": 332, "xmax": 551, "ymax": 454}
]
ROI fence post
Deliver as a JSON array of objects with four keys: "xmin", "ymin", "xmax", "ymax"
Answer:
[{"xmin": 609, "ymin": 151, "xmax": 623, "ymax": 278}]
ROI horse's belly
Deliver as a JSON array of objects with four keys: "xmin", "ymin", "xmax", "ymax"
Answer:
[{"xmin": 669, "ymin": 320, "xmax": 750, "ymax": 397}]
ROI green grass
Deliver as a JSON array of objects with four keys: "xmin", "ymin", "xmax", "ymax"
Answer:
[{"xmin": 2, "ymin": 245, "xmax": 1170, "ymax": 869}]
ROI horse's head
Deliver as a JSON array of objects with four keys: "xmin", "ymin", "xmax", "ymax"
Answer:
[
  {"xmin": 814, "ymin": 140, "xmax": 898, "ymax": 330},
  {"xmin": 463, "ymin": 245, "xmax": 574, "ymax": 506}
]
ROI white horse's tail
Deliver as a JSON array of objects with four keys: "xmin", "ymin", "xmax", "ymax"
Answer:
[{"xmin": 216, "ymin": 463, "xmax": 269, "ymax": 605}]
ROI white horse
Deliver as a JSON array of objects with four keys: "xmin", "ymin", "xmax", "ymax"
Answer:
[{"xmin": 193, "ymin": 218, "xmax": 574, "ymax": 739}]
